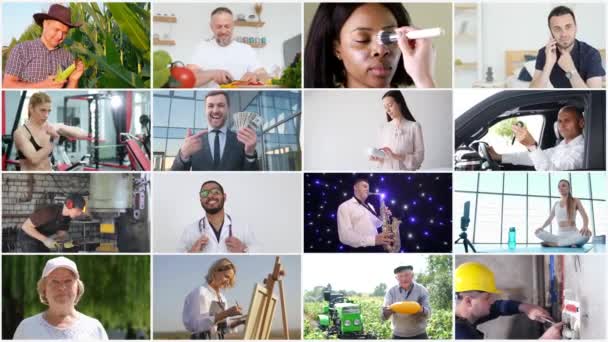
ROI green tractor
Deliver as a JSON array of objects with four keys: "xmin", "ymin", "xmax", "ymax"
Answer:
[{"xmin": 317, "ymin": 284, "xmax": 376, "ymax": 339}]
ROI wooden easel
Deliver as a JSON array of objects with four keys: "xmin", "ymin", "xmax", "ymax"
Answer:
[{"xmin": 254, "ymin": 256, "xmax": 289, "ymax": 339}]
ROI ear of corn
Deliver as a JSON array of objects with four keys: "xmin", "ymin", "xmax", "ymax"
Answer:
[{"xmin": 55, "ymin": 63, "xmax": 76, "ymax": 81}]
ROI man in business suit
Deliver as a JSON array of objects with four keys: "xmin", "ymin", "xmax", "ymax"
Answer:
[{"xmin": 171, "ymin": 91, "xmax": 259, "ymax": 171}]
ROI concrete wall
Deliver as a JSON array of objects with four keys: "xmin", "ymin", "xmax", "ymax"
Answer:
[
  {"xmin": 456, "ymin": 255, "xmax": 540, "ymax": 339},
  {"xmin": 563, "ymin": 255, "xmax": 606, "ymax": 339}
]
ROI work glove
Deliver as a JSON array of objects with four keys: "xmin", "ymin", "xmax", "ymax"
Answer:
[{"xmin": 43, "ymin": 237, "xmax": 58, "ymax": 250}]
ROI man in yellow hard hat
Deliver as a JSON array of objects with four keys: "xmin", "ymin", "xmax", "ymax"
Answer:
[
  {"xmin": 381, "ymin": 265, "xmax": 431, "ymax": 339},
  {"xmin": 455, "ymin": 262, "xmax": 564, "ymax": 339}
]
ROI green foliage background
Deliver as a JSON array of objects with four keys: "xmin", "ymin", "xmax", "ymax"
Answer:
[
  {"xmin": 490, "ymin": 117, "xmax": 519, "ymax": 142},
  {"xmin": 2, "ymin": 255, "xmax": 150, "ymax": 339},
  {"xmin": 2, "ymin": 2, "xmax": 150, "ymax": 88},
  {"xmin": 303, "ymin": 256, "xmax": 453, "ymax": 339}
]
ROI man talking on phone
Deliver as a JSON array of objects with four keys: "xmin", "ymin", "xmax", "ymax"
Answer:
[{"xmin": 530, "ymin": 6, "xmax": 604, "ymax": 88}]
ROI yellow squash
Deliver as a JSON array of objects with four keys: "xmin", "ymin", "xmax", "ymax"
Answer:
[{"xmin": 390, "ymin": 301, "xmax": 421, "ymax": 314}]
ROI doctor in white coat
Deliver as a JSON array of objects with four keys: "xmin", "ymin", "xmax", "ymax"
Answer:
[{"xmin": 178, "ymin": 180, "xmax": 257, "ymax": 253}]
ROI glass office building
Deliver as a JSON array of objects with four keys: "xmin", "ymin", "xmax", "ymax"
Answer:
[
  {"xmin": 153, "ymin": 90, "xmax": 301, "ymax": 171},
  {"xmin": 453, "ymin": 172, "xmax": 606, "ymax": 244}
]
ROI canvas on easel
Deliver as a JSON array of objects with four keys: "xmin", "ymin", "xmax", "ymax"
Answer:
[{"xmin": 243, "ymin": 284, "xmax": 278, "ymax": 339}]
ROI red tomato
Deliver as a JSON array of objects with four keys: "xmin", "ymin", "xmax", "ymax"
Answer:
[{"xmin": 170, "ymin": 62, "xmax": 196, "ymax": 88}]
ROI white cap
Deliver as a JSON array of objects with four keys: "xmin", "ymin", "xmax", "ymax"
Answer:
[{"xmin": 41, "ymin": 257, "xmax": 79, "ymax": 280}]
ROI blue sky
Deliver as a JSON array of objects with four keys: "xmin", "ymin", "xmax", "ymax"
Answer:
[
  {"xmin": 303, "ymin": 254, "xmax": 430, "ymax": 293},
  {"xmin": 2, "ymin": 3, "xmax": 47, "ymax": 44},
  {"xmin": 153, "ymin": 255, "xmax": 301, "ymax": 333}
]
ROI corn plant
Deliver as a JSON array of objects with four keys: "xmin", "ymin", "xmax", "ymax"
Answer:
[{"xmin": 2, "ymin": 2, "xmax": 150, "ymax": 88}]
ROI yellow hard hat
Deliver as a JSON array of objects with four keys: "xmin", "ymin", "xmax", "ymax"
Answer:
[{"xmin": 455, "ymin": 262, "xmax": 503, "ymax": 294}]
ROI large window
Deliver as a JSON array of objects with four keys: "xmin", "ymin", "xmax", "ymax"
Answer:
[
  {"xmin": 480, "ymin": 115, "xmax": 545, "ymax": 154},
  {"xmin": 152, "ymin": 90, "xmax": 301, "ymax": 170},
  {"xmin": 454, "ymin": 172, "xmax": 606, "ymax": 244}
]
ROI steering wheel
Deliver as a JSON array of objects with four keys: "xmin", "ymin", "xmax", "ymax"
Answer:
[{"xmin": 477, "ymin": 141, "xmax": 500, "ymax": 170}]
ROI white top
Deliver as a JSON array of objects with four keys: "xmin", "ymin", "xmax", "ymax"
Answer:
[
  {"xmin": 554, "ymin": 201, "xmax": 572, "ymax": 222},
  {"xmin": 191, "ymin": 39, "xmax": 261, "ymax": 88},
  {"xmin": 177, "ymin": 213, "xmax": 257, "ymax": 253},
  {"xmin": 337, "ymin": 197, "xmax": 383, "ymax": 248},
  {"xmin": 183, "ymin": 284, "xmax": 238, "ymax": 337},
  {"xmin": 502, "ymin": 134, "xmax": 584, "ymax": 171},
  {"xmin": 13, "ymin": 312, "xmax": 108, "ymax": 340},
  {"xmin": 375, "ymin": 119, "xmax": 424, "ymax": 170}
]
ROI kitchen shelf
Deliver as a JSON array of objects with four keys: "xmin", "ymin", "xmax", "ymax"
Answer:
[
  {"xmin": 153, "ymin": 15, "xmax": 177, "ymax": 23},
  {"xmin": 154, "ymin": 38, "xmax": 176, "ymax": 46},
  {"xmin": 234, "ymin": 21, "xmax": 265, "ymax": 28}
]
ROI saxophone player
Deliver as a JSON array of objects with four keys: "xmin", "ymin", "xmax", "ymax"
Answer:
[{"xmin": 337, "ymin": 178, "xmax": 394, "ymax": 252}]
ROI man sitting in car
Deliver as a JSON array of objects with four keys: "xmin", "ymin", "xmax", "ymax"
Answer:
[{"xmin": 488, "ymin": 105, "xmax": 584, "ymax": 171}]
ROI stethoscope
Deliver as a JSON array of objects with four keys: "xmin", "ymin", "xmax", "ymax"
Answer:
[{"xmin": 198, "ymin": 214, "xmax": 233, "ymax": 240}]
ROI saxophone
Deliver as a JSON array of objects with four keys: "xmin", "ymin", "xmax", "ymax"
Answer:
[{"xmin": 372, "ymin": 193, "xmax": 402, "ymax": 253}]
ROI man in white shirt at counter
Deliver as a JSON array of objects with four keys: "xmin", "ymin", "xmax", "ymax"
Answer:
[
  {"xmin": 178, "ymin": 180, "xmax": 257, "ymax": 253},
  {"xmin": 337, "ymin": 178, "xmax": 394, "ymax": 252},
  {"xmin": 488, "ymin": 105, "xmax": 585, "ymax": 171},
  {"xmin": 187, "ymin": 7, "xmax": 270, "ymax": 87}
]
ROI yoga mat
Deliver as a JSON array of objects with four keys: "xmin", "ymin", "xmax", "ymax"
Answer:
[{"xmin": 474, "ymin": 244, "xmax": 594, "ymax": 253}]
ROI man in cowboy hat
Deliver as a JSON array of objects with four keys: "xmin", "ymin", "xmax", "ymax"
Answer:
[{"xmin": 3, "ymin": 4, "xmax": 85, "ymax": 88}]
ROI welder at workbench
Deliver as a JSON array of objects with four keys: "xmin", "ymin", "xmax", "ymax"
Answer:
[{"xmin": 17, "ymin": 194, "xmax": 86, "ymax": 252}]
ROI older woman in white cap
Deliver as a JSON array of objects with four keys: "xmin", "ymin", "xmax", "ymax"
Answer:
[{"xmin": 13, "ymin": 256, "xmax": 108, "ymax": 340}]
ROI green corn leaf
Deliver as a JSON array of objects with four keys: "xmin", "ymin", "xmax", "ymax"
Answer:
[
  {"xmin": 106, "ymin": 3, "xmax": 149, "ymax": 53},
  {"xmin": 69, "ymin": 41, "xmax": 143, "ymax": 88},
  {"xmin": 104, "ymin": 33, "xmax": 120, "ymax": 65}
]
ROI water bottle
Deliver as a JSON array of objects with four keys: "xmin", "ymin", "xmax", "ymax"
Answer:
[{"xmin": 508, "ymin": 227, "xmax": 516, "ymax": 250}]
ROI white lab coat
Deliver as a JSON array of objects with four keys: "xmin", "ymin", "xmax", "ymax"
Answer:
[{"xmin": 177, "ymin": 213, "xmax": 257, "ymax": 253}]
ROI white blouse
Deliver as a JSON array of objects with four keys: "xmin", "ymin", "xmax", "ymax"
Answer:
[{"xmin": 375, "ymin": 119, "xmax": 424, "ymax": 170}]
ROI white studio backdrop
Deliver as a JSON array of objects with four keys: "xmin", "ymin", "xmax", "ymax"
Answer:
[
  {"xmin": 303, "ymin": 90, "xmax": 453, "ymax": 171},
  {"xmin": 153, "ymin": 172, "xmax": 302, "ymax": 252}
]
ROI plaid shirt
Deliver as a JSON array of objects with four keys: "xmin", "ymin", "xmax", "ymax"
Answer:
[{"xmin": 4, "ymin": 39, "xmax": 74, "ymax": 83}]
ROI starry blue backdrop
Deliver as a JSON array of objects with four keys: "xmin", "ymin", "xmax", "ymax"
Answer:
[{"xmin": 304, "ymin": 173, "xmax": 452, "ymax": 253}]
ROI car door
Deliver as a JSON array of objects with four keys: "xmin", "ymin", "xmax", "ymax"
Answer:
[{"xmin": 455, "ymin": 90, "xmax": 605, "ymax": 170}]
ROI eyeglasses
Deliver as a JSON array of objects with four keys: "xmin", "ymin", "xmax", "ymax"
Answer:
[{"xmin": 200, "ymin": 188, "xmax": 223, "ymax": 198}]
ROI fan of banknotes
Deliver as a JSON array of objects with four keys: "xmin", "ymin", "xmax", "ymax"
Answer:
[{"xmin": 231, "ymin": 111, "xmax": 263, "ymax": 131}]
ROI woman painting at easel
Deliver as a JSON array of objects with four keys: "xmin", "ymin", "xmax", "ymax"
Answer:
[{"xmin": 182, "ymin": 258, "xmax": 244, "ymax": 339}]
